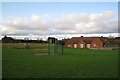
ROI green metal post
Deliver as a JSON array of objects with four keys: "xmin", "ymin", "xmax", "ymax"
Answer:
[
  {"xmin": 48, "ymin": 40, "xmax": 50, "ymax": 55},
  {"xmin": 62, "ymin": 44, "xmax": 63, "ymax": 55}
]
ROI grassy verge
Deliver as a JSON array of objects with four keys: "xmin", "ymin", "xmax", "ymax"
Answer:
[{"xmin": 2, "ymin": 47, "xmax": 118, "ymax": 78}]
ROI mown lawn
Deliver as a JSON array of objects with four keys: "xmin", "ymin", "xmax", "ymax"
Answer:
[
  {"xmin": 2, "ymin": 43, "xmax": 49, "ymax": 49},
  {"xmin": 2, "ymin": 47, "xmax": 118, "ymax": 78}
]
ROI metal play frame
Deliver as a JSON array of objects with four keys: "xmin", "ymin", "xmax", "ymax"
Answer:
[{"xmin": 48, "ymin": 37, "xmax": 63, "ymax": 55}]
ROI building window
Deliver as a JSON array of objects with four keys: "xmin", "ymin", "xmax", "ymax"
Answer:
[
  {"xmin": 93, "ymin": 44, "xmax": 96, "ymax": 47},
  {"xmin": 74, "ymin": 44, "xmax": 77, "ymax": 48},
  {"xmin": 68, "ymin": 44, "xmax": 70, "ymax": 47},
  {"xmin": 87, "ymin": 44, "xmax": 90, "ymax": 48},
  {"xmin": 80, "ymin": 44, "xmax": 84, "ymax": 48}
]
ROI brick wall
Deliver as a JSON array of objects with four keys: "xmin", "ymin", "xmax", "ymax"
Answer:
[
  {"xmin": 78, "ymin": 40, "xmax": 86, "ymax": 48},
  {"xmin": 91, "ymin": 38, "xmax": 103, "ymax": 48}
]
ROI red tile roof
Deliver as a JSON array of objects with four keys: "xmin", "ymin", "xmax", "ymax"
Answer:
[{"xmin": 66, "ymin": 37, "xmax": 107, "ymax": 44}]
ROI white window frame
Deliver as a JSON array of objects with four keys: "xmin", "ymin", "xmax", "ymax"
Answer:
[
  {"xmin": 68, "ymin": 44, "xmax": 70, "ymax": 47},
  {"xmin": 80, "ymin": 44, "xmax": 84, "ymax": 48},
  {"xmin": 87, "ymin": 44, "xmax": 90, "ymax": 48},
  {"xmin": 74, "ymin": 44, "xmax": 77, "ymax": 48},
  {"xmin": 93, "ymin": 44, "xmax": 96, "ymax": 47}
]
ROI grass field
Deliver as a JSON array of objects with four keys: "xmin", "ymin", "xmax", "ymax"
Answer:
[
  {"xmin": 2, "ymin": 43, "xmax": 49, "ymax": 49},
  {"xmin": 2, "ymin": 43, "xmax": 118, "ymax": 78}
]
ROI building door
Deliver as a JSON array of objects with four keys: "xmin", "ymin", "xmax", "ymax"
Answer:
[
  {"xmin": 74, "ymin": 44, "xmax": 77, "ymax": 48},
  {"xmin": 87, "ymin": 44, "xmax": 90, "ymax": 48},
  {"xmin": 80, "ymin": 44, "xmax": 83, "ymax": 48}
]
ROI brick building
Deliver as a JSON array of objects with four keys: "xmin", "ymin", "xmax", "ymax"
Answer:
[{"xmin": 65, "ymin": 37, "xmax": 108, "ymax": 48}]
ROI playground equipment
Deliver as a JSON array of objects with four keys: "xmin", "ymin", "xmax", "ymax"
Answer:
[
  {"xmin": 48, "ymin": 37, "xmax": 63, "ymax": 55},
  {"xmin": 24, "ymin": 43, "xmax": 30, "ymax": 49}
]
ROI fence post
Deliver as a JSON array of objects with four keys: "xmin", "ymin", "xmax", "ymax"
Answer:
[
  {"xmin": 62, "ymin": 44, "xmax": 63, "ymax": 55},
  {"xmin": 48, "ymin": 40, "xmax": 50, "ymax": 55}
]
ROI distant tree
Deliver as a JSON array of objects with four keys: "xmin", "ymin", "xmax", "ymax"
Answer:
[
  {"xmin": 101, "ymin": 36, "xmax": 103, "ymax": 38},
  {"xmin": 108, "ymin": 35, "xmax": 115, "ymax": 43},
  {"xmin": 24, "ymin": 37, "xmax": 29, "ymax": 40},
  {"xmin": 37, "ymin": 37, "xmax": 40, "ymax": 40},
  {"xmin": 4, "ymin": 35, "xmax": 7, "ymax": 38},
  {"xmin": 40, "ymin": 38, "xmax": 43, "ymax": 41},
  {"xmin": 109, "ymin": 35, "xmax": 114, "ymax": 39}
]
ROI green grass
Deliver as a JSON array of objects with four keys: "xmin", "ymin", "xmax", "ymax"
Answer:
[
  {"xmin": 105, "ymin": 43, "xmax": 120, "ymax": 47},
  {"xmin": 2, "ymin": 43, "xmax": 49, "ymax": 49},
  {"xmin": 2, "ymin": 46, "xmax": 118, "ymax": 78}
]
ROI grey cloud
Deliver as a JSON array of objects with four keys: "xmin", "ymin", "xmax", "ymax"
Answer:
[{"xmin": 1, "ymin": 11, "xmax": 118, "ymax": 35}]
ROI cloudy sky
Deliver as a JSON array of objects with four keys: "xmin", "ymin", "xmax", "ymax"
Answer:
[{"xmin": 0, "ymin": 2, "xmax": 118, "ymax": 40}]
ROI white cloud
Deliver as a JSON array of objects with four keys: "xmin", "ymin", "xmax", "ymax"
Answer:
[
  {"xmin": 0, "ymin": 33, "xmax": 118, "ymax": 40},
  {"xmin": 1, "ymin": 14, "xmax": 50, "ymax": 35},
  {"xmin": 54, "ymin": 11, "xmax": 117, "ymax": 34},
  {"xmin": 42, "ymin": 13, "xmax": 49, "ymax": 17},
  {"xmin": 1, "ymin": 11, "xmax": 118, "ymax": 35},
  {"xmin": 30, "ymin": 14, "xmax": 41, "ymax": 21}
]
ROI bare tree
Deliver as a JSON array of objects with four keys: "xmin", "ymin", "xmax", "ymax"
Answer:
[{"xmin": 24, "ymin": 37, "xmax": 29, "ymax": 40}]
